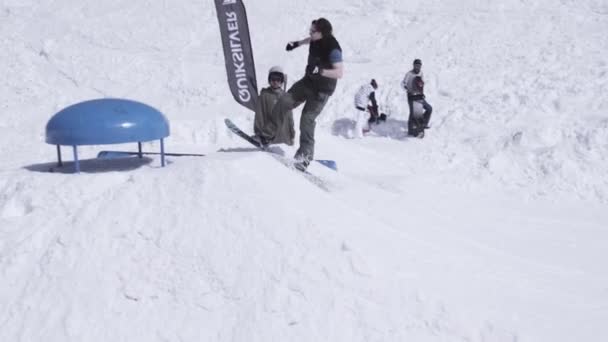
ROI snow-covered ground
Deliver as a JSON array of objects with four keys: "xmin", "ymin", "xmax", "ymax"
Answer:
[{"xmin": 1, "ymin": 0, "xmax": 607, "ymax": 341}]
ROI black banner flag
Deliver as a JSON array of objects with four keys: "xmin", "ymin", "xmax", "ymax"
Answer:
[{"xmin": 215, "ymin": 0, "xmax": 258, "ymax": 112}]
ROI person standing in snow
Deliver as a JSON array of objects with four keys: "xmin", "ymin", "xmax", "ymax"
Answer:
[
  {"xmin": 252, "ymin": 66, "xmax": 295, "ymax": 147},
  {"xmin": 401, "ymin": 59, "xmax": 432, "ymax": 137},
  {"xmin": 263, "ymin": 18, "xmax": 344, "ymax": 171},
  {"xmin": 353, "ymin": 79, "xmax": 379, "ymax": 138}
]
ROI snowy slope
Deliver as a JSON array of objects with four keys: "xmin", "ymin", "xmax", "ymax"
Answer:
[{"xmin": 1, "ymin": 1, "xmax": 608, "ymax": 341}]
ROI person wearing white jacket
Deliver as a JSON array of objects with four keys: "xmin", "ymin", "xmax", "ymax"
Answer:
[
  {"xmin": 353, "ymin": 79, "xmax": 378, "ymax": 138},
  {"xmin": 401, "ymin": 59, "xmax": 432, "ymax": 137}
]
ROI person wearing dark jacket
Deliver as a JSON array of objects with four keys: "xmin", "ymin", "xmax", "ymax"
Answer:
[{"xmin": 265, "ymin": 18, "xmax": 344, "ymax": 170}]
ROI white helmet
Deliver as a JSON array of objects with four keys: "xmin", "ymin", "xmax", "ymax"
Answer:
[{"xmin": 268, "ymin": 65, "xmax": 285, "ymax": 83}]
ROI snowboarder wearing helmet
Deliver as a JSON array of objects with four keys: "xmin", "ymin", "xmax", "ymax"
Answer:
[
  {"xmin": 353, "ymin": 79, "xmax": 379, "ymax": 138},
  {"xmin": 401, "ymin": 59, "xmax": 432, "ymax": 137},
  {"xmin": 264, "ymin": 17, "xmax": 343, "ymax": 171},
  {"xmin": 252, "ymin": 66, "xmax": 295, "ymax": 146}
]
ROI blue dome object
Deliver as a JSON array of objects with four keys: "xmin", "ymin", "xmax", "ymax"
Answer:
[{"xmin": 46, "ymin": 98, "xmax": 170, "ymax": 145}]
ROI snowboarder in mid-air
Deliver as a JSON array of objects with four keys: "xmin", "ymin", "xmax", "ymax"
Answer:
[
  {"xmin": 261, "ymin": 17, "xmax": 343, "ymax": 171},
  {"xmin": 252, "ymin": 66, "xmax": 295, "ymax": 147},
  {"xmin": 402, "ymin": 59, "xmax": 432, "ymax": 138}
]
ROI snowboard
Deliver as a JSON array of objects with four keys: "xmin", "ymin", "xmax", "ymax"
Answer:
[
  {"xmin": 224, "ymin": 118, "xmax": 337, "ymax": 171},
  {"xmin": 97, "ymin": 151, "xmax": 206, "ymax": 159},
  {"xmin": 224, "ymin": 118, "xmax": 331, "ymax": 191}
]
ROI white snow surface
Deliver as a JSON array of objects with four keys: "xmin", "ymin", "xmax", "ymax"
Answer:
[{"xmin": 1, "ymin": 0, "xmax": 608, "ymax": 341}]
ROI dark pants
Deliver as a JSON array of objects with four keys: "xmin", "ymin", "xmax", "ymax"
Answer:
[
  {"xmin": 269, "ymin": 79, "xmax": 330, "ymax": 160},
  {"xmin": 407, "ymin": 98, "xmax": 432, "ymax": 135},
  {"xmin": 366, "ymin": 105, "xmax": 379, "ymax": 124}
]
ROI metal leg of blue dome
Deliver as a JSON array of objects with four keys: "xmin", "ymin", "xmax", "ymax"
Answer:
[
  {"xmin": 72, "ymin": 145, "xmax": 80, "ymax": 173},
  {"xmin": 56, "ymin": 145, "xmax": 63, "ymax": 167},
  {"xmin": 160, "ymin": 139, "xmax": 165, "ymax": 167},
  {"xmin": 137, "ymin": 142, "xmax": 143, "ymax": 158}
]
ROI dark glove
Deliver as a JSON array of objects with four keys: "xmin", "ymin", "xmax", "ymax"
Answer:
[{"xmin": 285, "ymin": 41, "xmax": 300, "ymax": 51}]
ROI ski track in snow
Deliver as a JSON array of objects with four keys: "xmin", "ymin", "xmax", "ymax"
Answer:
[{"xmin": 1, "ymin": 1, "xmax": 608, "ymax": 341}]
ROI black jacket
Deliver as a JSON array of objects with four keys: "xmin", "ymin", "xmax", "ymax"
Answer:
[{"xmin": 304, "ymin": 36, "xmax": 342, "ymax": 95}]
